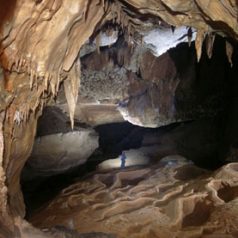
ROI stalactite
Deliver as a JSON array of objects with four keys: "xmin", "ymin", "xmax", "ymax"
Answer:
[
  {"xmin": 195, "ymin": 30, "xmax": 205, "ymax": 62},
  {"xmin": 96, "ymin": 33, "xmax": 101, "ymax": 54},
  {"xmin": 206, "ymin": 33, "xmax": 215, "ymax": 59},
  {"xmin": 64, "ymin": 62, "xmax": 80, "ymax": 129}
]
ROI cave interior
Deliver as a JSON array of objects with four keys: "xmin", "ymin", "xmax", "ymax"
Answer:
[{"xmin": 1, "ymin": 1, "xmax": 238, "ymax": 238}]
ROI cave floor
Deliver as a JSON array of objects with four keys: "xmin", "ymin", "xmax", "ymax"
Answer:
[{"xmin": 24, "ymin": 156, "xmax": 238, "ymax": 238}]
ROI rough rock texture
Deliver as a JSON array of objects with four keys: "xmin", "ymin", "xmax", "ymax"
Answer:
[
  {"xmin": 0, "ymin": 0, "xmax": 238, "ymax": 237},
  {"xmin": 4, "ymin": 111, "xmax": 40, "ymax": 217},
  {"xmin": 71, "ymin": 38, "xmax": 228, "ymax": 127},
  {"xmin": 30, "ymin": 157, "xmax": 238, "ymax": 238},
  {"xmin": 122, "ymin": 0, "xmax": 238, "ymax": 40},
  {"xmin": 122, "ymin": 38, "xmax": 230, "ymax": 127}
]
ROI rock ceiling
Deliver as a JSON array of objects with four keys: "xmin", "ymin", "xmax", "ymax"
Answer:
[
  {"xmin": 0, "ymin": 0, "xmax": 237, "ymax": 125},
  {"xmin": 0, "ymin": 0, "xmax": 238, "ymax": 237}
]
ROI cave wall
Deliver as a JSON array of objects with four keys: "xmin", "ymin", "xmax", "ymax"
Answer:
[
  {"xmin": 74, "ymin": 37, "xmax": 228, "ymax": 128},
  {"xmin": 4, "ymin": 112, "xmax": 39, "ymax": 217}
]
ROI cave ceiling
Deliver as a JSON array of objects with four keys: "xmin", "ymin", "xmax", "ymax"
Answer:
[{"xmin": 0, "ymin": 0, "xmax": 237, "ymax": 126}]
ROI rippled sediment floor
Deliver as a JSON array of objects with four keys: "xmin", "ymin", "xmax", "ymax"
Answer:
[{"xmin": 30, "ymin": 156, "xmax": 238, "ymax": 238}]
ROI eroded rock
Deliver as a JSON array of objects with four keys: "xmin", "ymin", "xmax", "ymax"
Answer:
[
  {"xmin": 29, "ymin": 157, "xmax": 238, "ymax": 238},
  {"xmin": 24, "ymin": 129, "xmax": 98, "ymax": 178},
  {"xmin": 0, "ymin": 1, "xmax": 238, "ymax": 237},
  {"xmin": 56, "ymin": 37, "xmax": 228, "ymax": 128}
]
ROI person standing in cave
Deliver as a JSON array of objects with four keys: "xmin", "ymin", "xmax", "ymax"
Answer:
[{"xmin": 120, "ymin": 151, "xmax": 126, "ymax": 169}]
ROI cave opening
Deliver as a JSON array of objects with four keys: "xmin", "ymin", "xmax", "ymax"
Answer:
[{"xmin": 20, "ymin": 30, "xmax": 238, "ymax": 233}]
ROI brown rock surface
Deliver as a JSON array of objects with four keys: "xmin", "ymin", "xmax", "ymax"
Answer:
[
  {"xmin": 0, "ymin": 0, "xmax": 238, "ymax": 237},
  {"xmin": 30, "ymin": 157, "xmax": 238, "ymax": 238},
  {"xmin": 54, "ymin": 38, "xmax": 228, "ymax": 128},
  {"xmin": 117, "ymin": 40, "xmax": 228, "ymax": 127}
]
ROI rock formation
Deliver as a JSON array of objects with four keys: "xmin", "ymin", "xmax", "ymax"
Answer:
[
  {"xmin": 22, "ymin": 107, "xmax": 99, "ymax": 179},
  {"xmin": 30, "ymin": 156, "xmax": 238, "ymax": 238},
  {"xmin": 0, "ymin": 0, "xmax": 238, "ymax": 237},
  {"xmin": 24, "ymin": 129, "xmax": 98, "ymax": 178}
]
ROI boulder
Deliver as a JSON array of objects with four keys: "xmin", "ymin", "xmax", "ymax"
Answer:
[{"xmin": 24, "ymin": 129, "xmax": 98, "ymax": 178}]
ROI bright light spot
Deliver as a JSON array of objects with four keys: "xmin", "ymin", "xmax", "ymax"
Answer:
[
  {"xmin": 143, "ymin": 26, "xmax": 197, "ymax": 57},
  {"xmin": 98, "ymin": 31, "xmax": 118, "ymax": 47}
]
